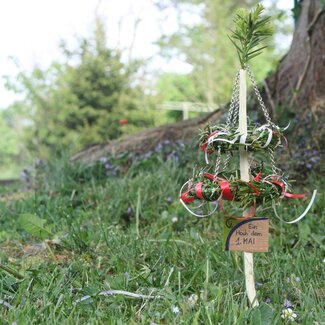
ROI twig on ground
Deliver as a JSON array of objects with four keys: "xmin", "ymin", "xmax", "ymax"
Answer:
[
  {"xmin": 148, "ymin": 239, "xmax": 195, "ymax": 248},
  {"xmin": 75, "ymin": 289, "xmax": 162, "ymax": 304},
  {"xmin": 0, "ymin": 298, "xmax": 13, "ymax": 309},
  {"xmin": 164, "ymin": 267, "xmax": 174, "ymax": 287}
]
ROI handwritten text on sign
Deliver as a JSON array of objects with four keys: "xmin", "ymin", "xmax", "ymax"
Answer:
[{"xmin": 224, "ymin": 218, "xmax": 269, "ymax": 252}]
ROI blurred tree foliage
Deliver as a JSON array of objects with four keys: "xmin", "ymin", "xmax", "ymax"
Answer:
[
  {"xmin": 155, "ymin": 0, "xmax": 292, "ymax": 107},
  {"xmin": 2, "ymin": 1, "xmax": 292, "ymax": 165},
  {"xmin": 0, "ymin": 110, "xmax": 20, "ymax": 164},
  {"xmin": 0, "ymin": 108, "xmax": 26, "ymax": 178},
  {"xmin": 156, "ymin": 73, "xmax": 202, "ymax": 120},
  {"xmin": 5, "ymin": 18, "xmax": 155, "ymax": 159}
]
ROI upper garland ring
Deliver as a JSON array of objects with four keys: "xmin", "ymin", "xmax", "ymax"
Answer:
[{"xmin": 199, "ymin": 122, "xmax": 288, "ymax": 155}]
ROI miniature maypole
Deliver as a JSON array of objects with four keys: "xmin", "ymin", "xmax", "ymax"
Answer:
[
  {"xmin": 180, "ymin": 3, "xmax": 316, "ymax": 307},
  {"xmin": 239, "ymin": 66, "xmax": 258, "ymax": 306},
  {"xmin": 232, "ymin": 4, "xmax": 273, "ymax": 307}
]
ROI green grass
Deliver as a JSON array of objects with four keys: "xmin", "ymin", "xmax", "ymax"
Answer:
[{"xmin": 0, "ymin": 150, "xmax": 324, "ymax": 324}]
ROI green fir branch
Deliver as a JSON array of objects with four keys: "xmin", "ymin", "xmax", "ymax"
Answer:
[{"xmin": 229, "ymin": 4, "xmax": 273, "ymax": 68}]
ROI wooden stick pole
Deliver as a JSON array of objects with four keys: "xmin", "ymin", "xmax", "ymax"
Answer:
[{"xmin": 239, "ymin": 68, "xmax": 259, "ymax": 307}]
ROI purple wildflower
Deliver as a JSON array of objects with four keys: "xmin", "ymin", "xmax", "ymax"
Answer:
[
  {"xmin": 166, "ymin": 151, "xmax": 180, "ymax": 163},
  {"xmin": 99, "ymin": 157, "xmax": 108, "ymax": 163},
  {"xmin": 143, "ymin": 151, "xmax": 153, "ymax": 159},
  {"xmin": 166, "ymin": 197, "xmax": 173, "ymax": 204},
  {"xmin": 176, "ymin": 140, "xmax": 185, "ymax": 148},
  {"xmin": 20, "ymin": 169, "xmax": 30, "ymax": 181},
  {"xmin": 104, "ymin": 162, "xmax": 113, "ymax": 170},
  {"xmin": 255, "ymin": 282, "xmax": 262, "ymax": 289},
  {"xmin": 284, "ymin": 299, "xmax": 292, "ymax": 308},
  {"xmin": 154, "ymin": 142, "xmax": 163, "ymax": 152}
]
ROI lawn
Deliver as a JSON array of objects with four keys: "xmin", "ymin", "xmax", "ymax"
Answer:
[{"xmin": 0, "ymin": 142, "xmax": 324, "ymax": 324}]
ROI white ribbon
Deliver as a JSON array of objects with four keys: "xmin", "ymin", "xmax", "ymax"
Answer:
[
  {"xmin": 257, "ymin": 124, "xmax": 274, "ymax": 148},
  {"xmin": 204, "ymin": 132, "xmax": 239, "ymax": 164},
  {"xmin": 272, "ymin": 190, "xmax": 317, "ymax": 224},
  {"xmin": 239, "ymin": 133, "xmax": 248, "ymax": 145},
  {"xmin": 207, "ymin": 132, "xmax": 239, "ymax": 145},
  {"xmin": 282, "ymin": 121, "xmax": 291, "ymax": 131},
  {"xmin": 179, "ymin": 180, "xmax": 219, "ymax": 218},
  {"xmin": 204, "ymin": 148, "xmax": 209, "ymax": 164}
]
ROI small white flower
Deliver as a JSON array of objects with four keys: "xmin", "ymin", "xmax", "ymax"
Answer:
[
  {"xmin": 295, "ymin": 277, "xmax": 301, "ymax": 282},
  {"xmin": 187, "ymin": 293, "xmax": 198, "ymax": 308},
  {"xmin": 171, "ymin": 217, "xmax": 178, "ymax": 223},
  {"xmin": 281, "ymin": 308, "xmax": 297, "ymax": 322},
  {"xmin": 172, "ymin": 305, "xmax": 180, "ymax": 314}
]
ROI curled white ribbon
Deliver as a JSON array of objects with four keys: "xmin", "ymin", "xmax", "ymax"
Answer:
[
  {"xmin": 282, "ymin": 121, "xmax": 291, "ymax": 131},
  {"xmin": 204, "ymin": 148, "xmax": 209, "ymax": 165},
  {"xmin": 179, "ymin": 180, "xmax": 219, "ymax": 218},
  {"xmin": 272, "ymin": 190, "xmax": 317, "ymax": 224},
  {"xmin": 204, "ymin": 132, "xmax": 239, "ymax": 164},
  {"xmin": 256, "ymin": 124, "xmax": 274, "ymax": 148}
]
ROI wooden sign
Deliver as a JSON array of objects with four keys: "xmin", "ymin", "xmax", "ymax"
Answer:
[{"xmin": 223, "ymin": 217, "xmax": 269, "ymax": 252}]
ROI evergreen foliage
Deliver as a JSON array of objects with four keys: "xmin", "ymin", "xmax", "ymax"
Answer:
[
  {"xmin": 229, "ymin": 4, "xmax": 273, "ymax": 68},
  {"xmin": 6, "ymin": 19, "xmax": 154, "ymax": 158}
]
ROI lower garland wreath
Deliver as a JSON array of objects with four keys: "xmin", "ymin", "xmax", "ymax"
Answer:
[{"xmin": 179, "ymin": 171, "xmax": 317, "ymax": 222}]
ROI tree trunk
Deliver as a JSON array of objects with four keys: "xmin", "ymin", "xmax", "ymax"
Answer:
[
  {"xmin": 71, "ymin": 0, "xmax": 324, "ymax": 166},
  {"xmin": 266, "ymin": 0, "xmax": 325, "ymax": 109},
  {"xmin": 70, "ymin": 109, "xmax": 221, "ymax": 163},
  {"xmin": 260, "ymin": 0, "xmax": 325, "ymax": 172}
]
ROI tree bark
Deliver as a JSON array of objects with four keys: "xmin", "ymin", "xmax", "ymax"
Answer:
[
  {"xmin": 71, "ymin": 109, "xmax": 222, "ymax": 163},
  {"xmin": 71, "ymin": 0, "xmax": 324, "ymax": 166},
  {"xmin": 260, "ymin": 0, "xmax": 325, "ymax": 172},
  {"xmin": 261, "ymin": 0, "xmax": 325, "ymax": 111}
]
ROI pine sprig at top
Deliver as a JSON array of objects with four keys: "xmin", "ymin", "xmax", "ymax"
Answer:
[{"xmin": 229, "ymin": 4, "xmax": 273, "ymax": 68}]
